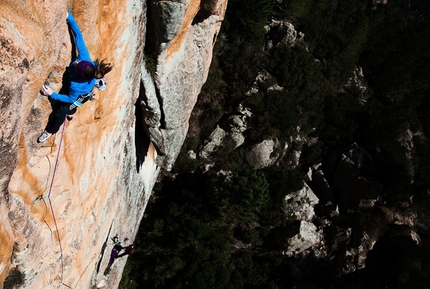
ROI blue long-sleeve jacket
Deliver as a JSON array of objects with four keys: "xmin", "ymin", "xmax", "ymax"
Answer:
[{"xmin": 50, "ymin": 14, "xmax": 96, "ymax": 103}]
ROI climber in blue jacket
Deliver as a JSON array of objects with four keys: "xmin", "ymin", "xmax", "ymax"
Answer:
[{"xmin": 38, "ymin": 12, "xmax": 112, "ymax": 143}]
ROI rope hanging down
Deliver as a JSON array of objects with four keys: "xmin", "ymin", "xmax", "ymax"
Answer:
[
  {"xmin": 42, "ymin": 115, "xmax": 73, "ymax": 289},
  {"xmin": 34, "ymin": 115, "xmax": 106, "ymax": 288}
]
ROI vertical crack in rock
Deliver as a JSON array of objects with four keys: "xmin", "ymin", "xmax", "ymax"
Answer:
[
  {"xmin": 135, "ymin": 88, "xmax": 152, "ymax": 172},
  {"xmin": 145, "ymin": 0, "xmax": 159, "ymax": 56},
  {"xmin": 192, "ymin": 0, "xmax": 219, "ymax": 25},
  {"xmin": 95, "ymin": 222, "xmax": 114, "ymax": 274},
  {"xmin": 141, "ymin": 0, "xmax": 168, "ymax": 159},
  {"xmin": 140, "ymin": 70, "xmax": 166, "ymax": 157}
]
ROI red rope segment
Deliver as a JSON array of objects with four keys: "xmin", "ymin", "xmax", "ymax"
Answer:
[{"xmin": 45, "ymin": 116, "xmax": 73, "ymax": 289}]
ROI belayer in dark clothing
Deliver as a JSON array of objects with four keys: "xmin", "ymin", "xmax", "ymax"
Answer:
[
  {"xmin": 38, "ymin": 12, "xmax": 112, "ymax": 143},
  {"xmin": 108, "ymin": 244, "xmax": 124, "ymax": 265},
  {"xmin": 104, "ymin": 236, "xmax": 134, "ymax": 275},
  {"xmin": 105, "ymin": 236, "xmax": 124, "ymax": 271},
  {"xmin": 104, "ymin": 244, "xmax": 122, "ymax": 275}
]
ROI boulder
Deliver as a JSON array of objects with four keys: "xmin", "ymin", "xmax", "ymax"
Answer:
[
  {"xmin": 244, "ymin": 139, "xmax": 279, "ymax": 169},
  {"xmin": 199, "ymin": 125, "xmax": 226, "ymax": 162},
  {"xmin": 283, "ymin": 183, "xmax": 319, "ymax": 222},
  {"xmin": 275, "ymin": 221, "xmax": 323, "ymax": 257}
]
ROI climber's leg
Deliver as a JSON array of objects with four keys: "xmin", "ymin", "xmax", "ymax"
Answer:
[
  {"xmin": 38, "ymin": 105, "xmax": 76, "ymax": 143},
  {"xmin": 45, "ymin": 105, "xmax": 76, "ymax": 134}
]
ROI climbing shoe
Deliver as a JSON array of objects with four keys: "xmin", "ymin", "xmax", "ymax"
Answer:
[
  {"xmin": 95, "ymin": 78, "xmax": 106, "ymax": 91},
  {"xmin": 37, "ymin": 131, "xmax": 52, "ymax": 143}
]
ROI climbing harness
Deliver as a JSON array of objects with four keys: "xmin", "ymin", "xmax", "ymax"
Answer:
[{"xmin": 69, "ymin": 91, "xmax": 95, "ymax": 110}]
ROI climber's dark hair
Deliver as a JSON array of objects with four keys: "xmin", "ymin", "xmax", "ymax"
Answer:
[
  {"xmin": 95, "ymin": 59, "xmax": 113, "ymax": 79},
  {"xmin": 85, "ymin": 64, "xmax": 96, "ymax": 79}
]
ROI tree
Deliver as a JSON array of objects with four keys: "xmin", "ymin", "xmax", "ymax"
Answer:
[{"xmin": 221, "ymin": 169, "xmax": 270, "ymax": 224}]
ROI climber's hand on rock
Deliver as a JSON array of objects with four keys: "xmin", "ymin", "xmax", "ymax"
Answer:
[{"xmin": 40, "ymin": 85, "xmax": 53, "ymax": 96}]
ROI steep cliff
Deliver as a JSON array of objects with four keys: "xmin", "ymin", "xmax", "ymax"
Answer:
[{"xmin": 0, "ymin": 0, "xmax": 227, "ymax": 288}]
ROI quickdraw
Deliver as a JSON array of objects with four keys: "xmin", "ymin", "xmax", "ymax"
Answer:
[{"xmin": 33, "ymin": 195, "xmax": 49, "ymax": 204}]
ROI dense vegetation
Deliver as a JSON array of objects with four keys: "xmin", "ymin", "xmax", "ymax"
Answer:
[{"xmin": 120, "ymin": 0, "xmax": 430, "ymax": 288}]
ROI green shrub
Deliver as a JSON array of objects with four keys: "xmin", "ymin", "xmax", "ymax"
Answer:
[{"xmin": 4, "ymin": 268, "xmax": 25, "ymax": 289}]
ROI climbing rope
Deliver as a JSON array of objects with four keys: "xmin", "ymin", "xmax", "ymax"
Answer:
[
  {"xmin": 74, "ymin": 253, "xmax": 98, "ymax": 288},
  {"xmin": 32, "ymin": 114, "xmax": 115, "ymax": 288},
  {"xmin": 39, "ymin": 115, "xmax": 73, "ymax": 288}
]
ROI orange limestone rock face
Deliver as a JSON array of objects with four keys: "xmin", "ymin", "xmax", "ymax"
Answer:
[
  {"xmin": 0, "ymin": 1, "xmax": 152, "ymax": 288},
  {"xmin": 0, "ymin": 0, "xmax": 227, "ymax": 288}
]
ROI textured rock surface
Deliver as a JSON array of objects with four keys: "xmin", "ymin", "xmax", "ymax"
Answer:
[
  {"xmin": 145, "ymin": 0, "xmax": 227, "ymax": 170},
  {"xmin": 244, "ymin": 139, "xmax": 283, "ymax": 169},
  {"xmin": 275, "ymin": 220, "xmax": 324, "ymax": 257},
  {"xmin": 0, "ymin": 0, "xmax": 227, "ymax": 288},
  {"xmin": 283, "ymin": 183, "xmax": 319, "ymax": 222}
]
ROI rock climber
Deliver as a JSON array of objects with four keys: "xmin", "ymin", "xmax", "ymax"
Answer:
[
  {"xmin": 108, "ymin": 242, "xmax": 124, "ymax": 266},
  {"xmin": 104, "ymin": 235, "xmax": 131, "ymax": 275},
  {"xmin": 38, "ymin": 12, "xmax": 112, "ymax": 143},
  {"xmin": 105, "ymin": 236, "xmax": 123, "ymax": 269}
]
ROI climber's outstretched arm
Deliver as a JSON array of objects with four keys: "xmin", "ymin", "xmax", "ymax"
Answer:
[
  {"xmin": 66, "ymin": 13, "xmax": 91, "ymax": 62},
  {"xmin": 41, "ymin": 85, "xmax": 74, "ymax": 103},
  {"xmin": 50, "ymin": 91, "xmax": 74, "ymax": 103}
]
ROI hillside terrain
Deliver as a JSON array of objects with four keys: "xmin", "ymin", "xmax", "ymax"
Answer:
[{"xmin": 121, "ymin": 0, "xmax": 430, "ymax": 288}]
